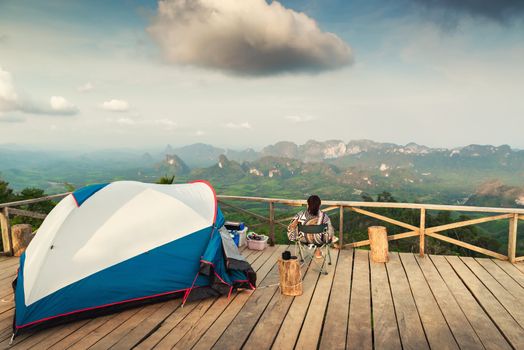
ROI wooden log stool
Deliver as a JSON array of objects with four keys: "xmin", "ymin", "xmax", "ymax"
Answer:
[
  {"xmin": 278, "ymin": 258, "xmax": 303, "ymax": 296},
  {"xmin": 368, "ymin": 226, "xmax": 389, "ymax": 263},
  {"xmin": 12, "ymin": 224, "xmax": 34, "ymax": 257}
]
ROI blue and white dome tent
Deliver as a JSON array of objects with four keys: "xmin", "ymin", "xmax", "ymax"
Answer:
[{"xmin": 12, "ymin": 180, "xmax": 256, "ymax": 335}]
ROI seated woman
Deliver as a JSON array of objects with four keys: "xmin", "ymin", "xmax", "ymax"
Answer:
[{"xmin": 287, "ymin": 195, "xmax": 334, "ymax": 246}]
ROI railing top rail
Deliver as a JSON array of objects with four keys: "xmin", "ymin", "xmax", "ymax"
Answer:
[
  {"xmin": 0, "ymin": 193, "xmax": 71, "ymax": 209},
  {"xmin": 217, "ymin": 195, "xmax": 524, "ymax": 215},
  {"xmin": 1, "ymin": 192, "xmax": 523, "ymax": 215}
]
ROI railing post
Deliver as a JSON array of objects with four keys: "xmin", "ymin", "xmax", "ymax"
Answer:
[
  {"xmin": 0, "ymin": 207, "xmax": 13, "ymax": 256},
  {"xmin": 419, "ymin": 208, "xmax": 426, "ymax": 257},
  {"xmin": 269, "ymin": 201, "xmax": 275, "ymax": 246},
  {"xmin": 339, "ymin": 206, "xmax": 344, "ymax": 249},
  {"xmin": 508, "ymin": 213, "xmax": 518, "ymax": 263}
]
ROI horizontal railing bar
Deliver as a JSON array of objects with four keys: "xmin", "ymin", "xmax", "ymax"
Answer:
[
  {"xmin": 1, "ymin": 193, "xmax": 523, "ymax": 214},
  {"xmin": 426, "ymin": 213, "xmax": 513, "ymax": 234},
  {"xmin": 349, "ymin": 207, "xmax": 420, "ymax": 232},
  {"xmin": 217, "ymin": 195, "xmax": 524, "ymax": 214},
  {"xmin": 0, "ymin": 193, "xmax": 71, "ymax": 209},
  {"xmin": 425, "ymin": 232, "xmax": 508, "ymax": 260},
  {"xmin": 343, "ymin": 231, "xmax": 419, "ymax": 248},
  {"xmin": 8, "ymin": 208, "xmax": 47, "ymax": 220},
  {"xmin": 515, "ymin": 256, "xmax": 524, "ymax": 262},
  {"xmin": 217, "ymin": 200, "xmax": 269, "ymax": 222}
]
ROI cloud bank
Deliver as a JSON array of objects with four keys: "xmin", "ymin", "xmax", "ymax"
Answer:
[
  {"xmin": 410, "ymin": 0, "xmax": 524, "ymax": 24},
  {"xmin": 148, "ymin": 0, "xmax": 352, "ymax": 76},
  {"xmin": 1, "ymin": 65, "xmax": 78, "ymax": 117}
]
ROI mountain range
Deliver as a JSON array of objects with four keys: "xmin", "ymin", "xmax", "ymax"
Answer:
[{"xmin": 1, "ymin": 139, "xmax": 523, "ymax": 207}]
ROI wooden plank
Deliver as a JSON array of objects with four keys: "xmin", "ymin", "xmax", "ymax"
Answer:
[
  {"xmin": 349, "ymin": 207, "xmax": 419, "ymax": 232},
  {"xmin": 131, "ymin": 249, "xmax": 265, "ymax": 348},
  {"xmin": 386, "ymin": 253, "xmax": 429, "ymax": 350},
  {"xmin": 105, "ymin": 299, "xmax": 180, "ymax": 349},
  {"xmin": 47, "ymin": 314, "xmax": 116, "ymax": 350},
  {"xmin": 170, "ymin": 247, "xmax": 274, "ymax": 349},
  {"xmin": 476, "ymin": 258, "xmax": 524, "ymax": 302},
  {"xmin": 172, "ymin": 296, "xmax": 232, "ymax": 350},
  {"xmin": 318, "ymin": 249, "xmax": 353, "ymax": 350},
  {"xmin": 218, "ymin": 200, "xmax": 269, "ymax": 223},
  {"xmin": 399, "ymin": 253, "xmax": 458, "ymax": 350},
  {"xmin": 460, "ymin": 257, "xmax": 524, "ymax": 327},
  {"xmin": 419, "ymin": 208, "xmax": 425, "ymax": 257},
  {"xmin": 514, "ymin": 262, "xmax": 524, "ymax": 274},
  {"xmin": 430, "ymin": 255, "xmax": 511, "ymax": 350},
  {"xmin": 295, "ymin": 249, "xmax": 340, "ymax": 350},
  {"xmin": 508, "ymin": 213, "xmax": 518, "ymax": 263},
  {"xmin": 426, "ymin": 213, "xmax": 512, "ymax": 234},
  {"xmin": 339, "ymin": 206, "xmax": 344, "ymax": 247},
  {"xmin": 13, "ymin": 320, "xmax": 90, "ymax": 349},
  {"xmin": 153, "ymin": 298, "xmax": 215, "ymax": 349},
  {"xmin": 0, "ymin": 208, "xmax": 13, "ymax": 255},
  {"xmin": 0, "ymin": 193, "xmax": 69, "ymax": 209},
  {"xmin": 415, "ymin": 255, "xmax": 484, "ymax": 350},
  {"xmin": 211, "ymin": 246, "xmax": 290, "ymax": 350},
  {"xmin": 344, "ymin": 231, "xmax": 418, "ymax": 249},
  {"xmin": 369, "ymin": 258, "xmax": 402, "ymax": 350},
  {"xmin": 133, "ymin": 301, "xmax": 198, "ymax": 349},
  {"xmin": 347, "ymin": 249, "xmax": 372, "ymax": 350},
  {"xmin": 217, "ymin": 195, "xmax": 524, "ymax": 214},
  {"xmin": 243, "ymin": 260, "xmax": 313, "ymax": 350},
  {"xmin": 445, "ymin": 256, "xmax": 524, "ymax": 349},
  {"xmin": 493, "ymin": 259, "xmax": 524, "ymax": 289},
  {"xmin": 269, "ymin": 202, "xmax": 275, "ymax": 245},
  {"xmin": 67, "ymin": 307, "xmax": 144, "ymax": 349},
  {"xmin": 192, "ymin": 245, "xmax": 286, "ymax": 350},
  {"xmin": 426, "ymin": 232, "xmax": 508, "ymax": 260},
  {"xmin": 8, "ymin": 208, "xmax": 46, "ymax": 220},
  {"xmin": 88, "ymin": 302, "xmax": 164, "ymax": 349},
  {"xmin": 271, "ymin": 253, "xmax": 322, "ymax": 350}
]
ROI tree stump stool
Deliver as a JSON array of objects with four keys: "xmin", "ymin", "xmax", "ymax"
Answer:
[
  {"xmin": 278, "ymin": 258, "xmax": 303, "ymax": 296},
  {"xmin": 12, "ymin": 224, "xmax": 34, "ymax": 257},
  {"xmin": 368, "ymin": 226, "xmax": 389, "ymax": 263}
]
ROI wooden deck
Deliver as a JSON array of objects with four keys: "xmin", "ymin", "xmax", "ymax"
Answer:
[{"xmin": 2, "ymin": 246, "xmax": 524, "ymax": 349}]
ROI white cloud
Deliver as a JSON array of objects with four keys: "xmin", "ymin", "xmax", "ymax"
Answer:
[
  {"xmin": 195, "ymin": 130, "xmax": 205, "ymax": 136},
  {"xmin": 148, "ymin": 0, "xmax": 352, "ymax": 76},
  {"xmin": 1, "ymin": 65, "xmax": 78, "ymax": 116},
  {"xmin": 50, "ymin": 96, "xmax": 78, "ymax": 114},
  {"xmin": 285, "ymin": 115, "xmax": 316, "ymax": 123},
  {"xmin": 101, "ymin": 99, "xmax": 129, "ymax": 112},
  {"xmin": 0, "ymin": 66, "xmax": 19, "ymax": 112},
  {"xmin": 226, "ymin": 122, "xmax": 252, "ymax": 129},
  {"xmin": 77, "ymin": 82, "xmax": 94, "ymax": 93}
]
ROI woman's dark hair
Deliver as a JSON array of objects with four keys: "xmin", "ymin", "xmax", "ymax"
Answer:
[{"xmin": 307, "ymin": 195, "xmax": 321, "ymax": 216}]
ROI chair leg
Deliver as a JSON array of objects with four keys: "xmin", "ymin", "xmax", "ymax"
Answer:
[{"xmin": 327, "ymin": 245, "xmax": 332, "ymax": 265}]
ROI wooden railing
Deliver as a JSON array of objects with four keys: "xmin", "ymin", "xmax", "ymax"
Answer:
[
  {"xmin": 0, "ymin": 193, "xmax": 70, "ymax": 255},
  {"xmin": 1, "ymin": 192, "xmax": 523, "ymax": 263},
  {"xmin": 217, "ymin": 195, "xmax": 524, "ymax": 263}
]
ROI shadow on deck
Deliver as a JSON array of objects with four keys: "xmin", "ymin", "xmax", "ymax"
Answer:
[{"xmin": 1, "ymin": 245, "xmax": 524, "ymax": 349}]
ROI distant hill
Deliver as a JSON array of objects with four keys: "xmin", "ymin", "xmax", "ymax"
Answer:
[{"xmin": 466, "ymin": 180, "xmax": 524, "ymax": 208}]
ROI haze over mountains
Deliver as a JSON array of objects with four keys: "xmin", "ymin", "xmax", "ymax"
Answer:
[{"xmin": 1, "ymin": 139, "xmax": 523, "ymax": 207}]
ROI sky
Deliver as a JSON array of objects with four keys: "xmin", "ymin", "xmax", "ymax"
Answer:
[{"xmin": 0, "ymin": 0, "xmax": 523, "ymax": 150}]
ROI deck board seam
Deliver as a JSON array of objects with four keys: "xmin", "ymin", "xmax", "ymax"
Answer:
[
  {"xmin": 460, "ymin": 257, "xmax": 524, "ymax": 330},
  {"xmin": 444, "ymin": 256, "xmax": 521, "ymax": 348},
  {"xmin": 413, "ymin": 255, "xmax": 463, "ymax": 349},
  {"xmin": 315, "ymin": 250, "xmax": 341, "ymax": 350},
  {"xmin": 396, "ymin": 252, "xmax": 431, "ymax": 348},
  {"xmin": 385, "ymin": 254, "xmax": 404, "ymax": 350}
]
